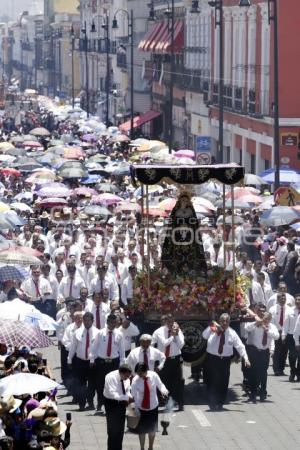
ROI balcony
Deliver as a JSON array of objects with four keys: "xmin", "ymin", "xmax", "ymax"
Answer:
[{"xmin": 117, "ymin": 53, "xmax": 127, "ymax": 70}]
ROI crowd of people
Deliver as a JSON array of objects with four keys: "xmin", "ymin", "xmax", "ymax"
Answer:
[{"xmin": 0, "ymin": 97, "xmax": 300, "ymax": 449}]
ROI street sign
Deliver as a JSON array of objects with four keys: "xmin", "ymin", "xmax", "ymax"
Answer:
[
  {"xmin": 274, "ymin": 186, "xmax": 300, "ymax": 206},
  {"xmin": 195, "ymin": 136, "xmax": 212, "ymax": 165}
]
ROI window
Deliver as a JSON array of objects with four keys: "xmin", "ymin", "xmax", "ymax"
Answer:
[
  {"xmin": 226, "ymin": 146, "xmax": 231, "ymax": 163},
  {"xmin": 239, "ymin": 149, "xmax": 242, "ymax": 166},
  {"xmin": 264, "ymin": 159, "xmax": 270, "ymax": 170}
]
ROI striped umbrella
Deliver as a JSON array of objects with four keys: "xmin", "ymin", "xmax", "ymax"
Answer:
[{"xmin": 0, "ymin": 319, "xmax": 53, "ymax": 348}]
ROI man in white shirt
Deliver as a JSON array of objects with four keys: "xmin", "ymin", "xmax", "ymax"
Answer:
[
  {"xmin": 20, "ymin": 266, "xmax": 52, "ymax": 306},
  {"xmin": 282, "ymin": 294, "xmax": 300, "ymax": 382},
  {"xmin": 202, "ymin": 313, "xmax": 250, "ymax": 410},
  {"xmin": 103, "ymin": 364, "xmax": 132, "ymax": 450},
  {"xmin": 256, "ymin": 272, "xmax": 273, "ymax": 306},
  {"xmin": 90, "ymin": 264, "xmax": 119, "ymax": 302},
  {"xmin": 121, "ymin": 265, "xmax": 137, "ymax": 307},
  {"xmin": 86, "ymin": 291, "xmax": 110, "ymax": 330},
  {"xmin": 153, "ymin": 314, "xmax": 185, "ymax": 411},
  {"xmin": 58, "ymin": 260, "xmax": 86, "ymax": 303},
  {"xmin": 108, "ymin": 255, "xmax": 127, "ymax": 302},
  {"xmin": 67, "ymin": 312, "xmax": 100, "ymax": 411},
  {"xmin": 245, "ymin": 312, "xmax": 279, "ymax": 402},
  {"xmin": 269, "ymin": 293, "xmax": 292, "ymax": 375},
  {"xmin": 267, "ymin": 282, "xmax": 295, "ymax": 310},
  {"xmin": 246, "ymin": 273, "xmax": 265, "ymax": 306},
  {"xmin": 118, "ymin": 316, "xmax": 139, "ymax": 356},
  {"xmin": 127, "ymin": 334, "xmax": 166, "ymax": 373},
  {"xmin": 91, "ymin": 314, "xmax": 125, "ymax": 412}
]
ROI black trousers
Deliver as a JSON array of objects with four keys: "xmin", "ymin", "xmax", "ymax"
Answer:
[
  {"xmin": 286, "ymin": 334, "xmax": 300, "ymax": 377},
  {"xmin": 204, "ymin": 353, "xmax": 231, "ymax": 407},
  {"xmin": 60, "ymin": 345, "xmax": 69, "ymax": 383},
  {"xmin": 72, "ymin": 356, "xmax": 96, "ymax": 408},
  {"xmin": 95, "ymin": 358, "xmax": 120, "ymax": 406},
  {"xmin": 104, "ymin": 398, "xmax": 126, "ymax": 450},
  {"xmin": 247, "ymin": 346, "xmax": 270, "ymax": 396},
  {"xmin": 159, "ymin": 355, "xmax": 184, "ymax": 407},
  {"xmin": 273, "ymin": 335, "xmax": 288, "ymax": 374}
]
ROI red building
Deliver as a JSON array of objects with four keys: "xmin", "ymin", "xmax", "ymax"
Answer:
[{"xmin": 210, "ymin": 0, "xmax": 300, "ymax": 172}]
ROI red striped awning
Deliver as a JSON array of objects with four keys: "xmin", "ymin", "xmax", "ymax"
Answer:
[
  {"xmin": 138, "ymin": 22, "xmax": 163, "ymax": 51},
  {"xmin": 148, "ymin": 21, "xmax": 168, "ymax": 53},
  {"xmin": 119, "ymin": 110, "xmax": 161, "ymax": 132},
  {"xmin": 162, "ymin": 20, "xmax": 184, "ymax": 53}
]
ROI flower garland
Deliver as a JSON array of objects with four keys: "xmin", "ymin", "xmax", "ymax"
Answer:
[{"xmin": 132, "ymin": 267, "xmax": 250, "ymax": 314}]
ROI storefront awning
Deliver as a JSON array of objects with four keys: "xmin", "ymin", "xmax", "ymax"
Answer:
[
  {"xmin": 162, "ymin": 20, "xmax": 184, "ymax": 53},
  {"xmin": 119, "ymin": 110, "xmax": 161, "ymax": 132},
  {"xmin": 148, "ymin": 21, "xmax": 169, "ymax": 53},
  {"xmin": 138, "ymin": 22, "xmax": 164, "ymax": 51}
]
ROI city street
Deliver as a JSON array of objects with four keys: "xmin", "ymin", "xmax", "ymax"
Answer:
[{"xmin": 44, "ymin": 345, "xmax": 300, "ymax": 450}]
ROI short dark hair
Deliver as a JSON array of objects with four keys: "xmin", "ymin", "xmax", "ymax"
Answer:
[
  {"xmin": 83, "ymin": 312, "xmax": 94, "ymax": 321},
  {"xmin": 107, "ymin": 314, "xmax": 117, "ymax": 322},
  {"xmin": 135, "ymin": 362, "xmax": 148, "ymax": 373},
  {"xmin": 119, "ymin": 364, "xmax": 132, "ymax": 374}
]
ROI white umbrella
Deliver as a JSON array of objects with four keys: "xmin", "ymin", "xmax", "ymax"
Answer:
[
  {"xmin": 0, "ymin": 373, "xmax": 60, "ymax": 396},
  {"xmin": 10, "ymin": 202, "xmax": 33, "ymax": 213},
  {"xmin": 0, "ymin": 299, "xmax": 56, "ymax": 331}
]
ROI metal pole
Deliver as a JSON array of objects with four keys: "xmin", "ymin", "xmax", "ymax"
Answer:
[
  {"xmin": 34, "ymin": 38, "xmax": 38, "ymax": 89},
  {"xmin": 58, "ymin": 38, "xmax": 62, "ymax": 94},
  {"xmin": 231, "ymin": 185, "xmax": 236, "ymax": 305},
  {"xmin": 168, "ymin": 0, "xmax": 175, "ymax": 153},
  {"xmin": 141, "ymin": 184, "xmax": 145, "ymax": 273},
  {"xmin": 222, "ymin": 184, "xmax": 226, "ymax": 265},
  {"xmin": 85, "ymin": 22, "xmax": 90, "ymax": 118},
  {"xmin": 20, "ymin": 40, "xmax": 23, "ymax": 91},
  {"xmin": 71, "ymin": 36, "xmax": 75, "ymax": 108},
  {"xmin": 106, "ymin": 16, "xmax": 110, "ymax": 126},
  {"xmin": 130, "ymin": 10, "xmax": 134, "ymax": 139},
  {"xmin": 269, "ymin": 0, "xmax": 280, "ymax": 191},
  {"xmin": 146, "ymin": 185, "xmax": 150, "ymax": 294},
  {"xmin": 218, "ymin": 0, "xmax": 224, "ymax": 163}
]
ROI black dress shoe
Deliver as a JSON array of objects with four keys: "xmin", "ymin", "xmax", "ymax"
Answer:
[
  {"xmin": 259, "ymin": 394, "xmax": 267, "ymax": 402},
  {"xmin": 177, "ymin": 405, "xmax": 185, "ymax": 412},
  {"xmin": 79, "ymin": 405, "xmax": 85, "ymax": 411},
  {"xmin": 86, "ymin": 403, "xmax": 95, "ymax": 411},
  {"xmin": 289, "ymin": 374, "xmax": 295, "ymax": 382}
]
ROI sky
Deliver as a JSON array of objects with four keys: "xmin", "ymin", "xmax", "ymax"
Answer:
[{"xmin": 0, "ymin": 0, "xmax": 43, "ymax": 22}]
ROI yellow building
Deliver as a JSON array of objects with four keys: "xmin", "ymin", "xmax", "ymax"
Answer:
[{"xmin": 54, "ymin": 0, "xmax": 78, "ymax": 14}]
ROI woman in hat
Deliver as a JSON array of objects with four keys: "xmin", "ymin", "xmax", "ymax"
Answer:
[
  {"xmin": 43, "ymin": 417, "xmax": 72, "ymax": 449},
  {"xmin": 131, "ymin": 363, "xmax": 168, "ymax": 450}
]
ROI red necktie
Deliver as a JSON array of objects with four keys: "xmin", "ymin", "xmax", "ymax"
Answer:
[
  {"xmin": 279, "ymin": 306, "xmax": 284, "ymax": 327},
  {"xmin": 33, "ymin": 280, "xmax": 41, "ymax": 297},
  {"xmin": 85, "ymin": 329, "xmax": 90, "ymax": 360},
  {"xmin": 165, "ymin": 329, "xmax": 171, "ymax": 358},
  {"xmin": 143, "ymin": 349, "xmax": 148, "ymax": 367},
  {"xmin": 69, "ymin": 278, "xmax": 73, "ymax": 297},
  {"xmin": 262, "ymin": 329, "xmax": 268, "ymax": 346},
  {"xmin": 107, "ymin": 331, "xmax": 112, "ymax": 357},
  {"xmin": 218, "ymin": 331, "xmax": 225, "ymax": 355},
  {"xmin": 96, "ymin": 305, "xmax": 101, "ymax": 329},
  {"xmin": 141, "ymin": 377, "xmax": 150, "ymax": 410}
]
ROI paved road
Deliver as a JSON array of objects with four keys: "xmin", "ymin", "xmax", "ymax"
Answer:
[{"xmin": 44, "ymin": 345, "xmax": 300, "ymax": 450}]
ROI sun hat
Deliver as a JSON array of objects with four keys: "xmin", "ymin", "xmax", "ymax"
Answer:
[
  {"xmin": 0, "ymin": 395, "xmax": 22, "ymax": 414},
  {"xmin": 44, "ymin": 417, "xmax": 67, "ymax": 436}
]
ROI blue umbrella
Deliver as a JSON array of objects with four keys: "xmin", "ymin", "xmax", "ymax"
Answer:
[
  {"xmin": 0, "ymin": 265, "xmax": 28, "ymax": 282},
  {"xmin": 260, "ymin": 206, "xmax": 300, "ymax": 226},
  {"xmin": 260, "ymin": 168, "xmax": 300, "ymax": 184},
  {"xmin": 80, "ymin": 175, "xmax": 102, "ymax": 184},
  {"xmin": 3, "ymin": 212, "xmax": 26, "ymax": 227}
]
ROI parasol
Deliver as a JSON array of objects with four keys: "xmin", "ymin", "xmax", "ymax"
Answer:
[
  {"xmin": 0, "ymin": 299, "xmax": 55, "ymax": 331},
  {"xmin": 59, "ymin": 167, "xmax": 87, "ymax": 178},
  {"xmin": 260, "ymin": 206, "xmax": 300, "ymax": 226},
  {"xmin": 73, "ymin": 187, "xmax": 97, "ymax": 197},
  {"xmin": 83, "ymin": 205, "xmax": 110, "ymax": 217},
  {"xmin": 0, "ymin": 319, "xmax": 53, "ymax": 348},
  {"xmin": 30, "ymin": 127, "xmax": 51, "ymax": 137},
  {"xmin": 244, "ymin": 173, "xmax": 266, "ymax": 185},
  {"xmin": 91, "ymin": 193, "xmax": 123, "ymax": 205},
  {"xmin": 10, "ymin": 202, "xmax": 33, "ymax": 213},
  {"xmin": 37, "ymin": 184, "xmax": 71, "ymax": 198},
  {"xmin": 0, "ymin": 373, "xmax": 59, "ymax": 396},
  {"xmin": 0, "ymin": 265, "xmax": 28, "ymax": 282},
  {"xmin": 0, "ymin": 168, "xmax": 21, "ymax": 177}
]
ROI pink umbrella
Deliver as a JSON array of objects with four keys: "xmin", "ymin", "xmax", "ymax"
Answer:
[
  {"xmin": 91, "ymin": 193, "xmax": 123, "ymax": 205},
  {"xmin": 116, "ymin": 202, "xmax": 141, "ymax": 213},
  {"xmin": 158, "ymin": 198, "xmax": 177, "ymax": 211},
  {"xmin": 225, "ymin": 187, "xmax": 260, "ymax": 199},
  {"xmin": 174, "ymin": 149, "xmax": 195, "ymax": 159},
  {"xmin": 37, "ymin": 184, "xmax": 71, "ymax": 198},
  {"xmin": 22, "ymin": 141, "xmax": 43, "ymax": 148},
  {"xmin": 63, "ymin": 147, "xmax": 85, "ymax": 159},
  {"xmin": 73, "ymin": 187, "xmax": 97, "ymax": 197},
  {"xmin": 37, "ymin": 198, "xmax": 68, "ymax": 208}
]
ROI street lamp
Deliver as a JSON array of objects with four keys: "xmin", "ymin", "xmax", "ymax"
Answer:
[
  {"xmin": 112, "ymin": 9, "xmax": 134, "ymax": 139},
  {"xmin": 91, "ymin": 15, "xmax": 110, "ymax": 126},
  {"xmin": 165, "ymin": 1, "xmax": 175, "ymax": 154},
  {"xmin": 208, "ymin": 0, "xmax": 224, "ymax": 163},
  {"xmin": 70, "ymin": 25, "xmax": 75, "ymax": 108}
]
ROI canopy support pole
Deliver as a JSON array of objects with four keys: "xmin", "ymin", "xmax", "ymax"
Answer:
[
  {"xmin": 145, "ymin": 185, "xmax": 150, "ymax": 294},
  {"xmin": 141, "ymin": 184, "xmax": 145, "ymax": 273},
  {"xmin": 231, "ymin": 185, "xmax": 236, "ymax": 307},
  {"xmin": 223, "ymin": 184, "xmax": 226, "ymax": 265}
]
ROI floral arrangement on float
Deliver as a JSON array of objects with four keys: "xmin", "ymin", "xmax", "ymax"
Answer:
[{"xmin": 131, "ymin": 267, "xmax": 250, "ymax": 314}]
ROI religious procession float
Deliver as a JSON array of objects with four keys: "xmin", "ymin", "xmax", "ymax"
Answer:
[{"xmin": 130, "ymin": 163, "xmax": 250, "ymax": 365}]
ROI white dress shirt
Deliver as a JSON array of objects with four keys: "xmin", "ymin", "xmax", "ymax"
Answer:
[
  {"xmin": 62, "ymin": 322, "xmax": 81, "ymax": 350},
  {"xmin": 267, "ymin": 293, "xmax": 295, "ymax": 310},
  {"xmin": 152, "ymin": 325, "xmax": 184, "ymax": 357},
  {"xmin": 293, "ymin": 315, "xmax": 300, "ymax": 345},
  {"xmin": 245, "ymin": 322, "xmax": 279, "ymax": 349},
  {"xmin": 119, "ymin": 323, "xmax": 140, "ymax": 351},
  {"xmin": 121, "ymin": 276, "xmax": 135, "ymax": 305},
  {"xmin": 20, "ymin": 277, "xmax": 52, "ymax": 302},
  {"xmin": 131, "ymin": 371, "xmax": 168, "ymax": 410},
  {"xmin": 269, "ymin": 304, "xmax": 293, "ymax": 331},
  {"xmin": 108, "ymin": 263, "xmax": 127, "ymax": 285},
  {"xmin": 86, "ymin": 302, "xmax": 111, "ymax": 330},
  {"xmin": 90, "ymin": 327, "xmax": 125, "ymax": 363},
  {"xmin": 282, "ymin": 306, "xmax": 300, "ymax": 338},
  {"xmin": 103, "ymin": 370, "xmax": 131, "ymax": 402},
  {"xmin": 202, "ymin": 326, "xmax": 248, "ymax": 359},
  {"xmin": 58, "ymin": 275, "xmax": 86, "ymax": 301},
  {"xmin": 126, "ymin": 346, "xmax": 166, "ymax": 372},
  {"xmin": 90, "ymin": 276, "xmax": 118, "ymax": 301},
  {"xmin": 56, "ymin": 311, "xmax": 72, "ymax": 342},
  {"xmin": 247, "ymin": 281, "xmax": 265, "ymax": 306},
  {"xmin": 67, "ymin": 325, "xmax": 100, "ymax": 363}
]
